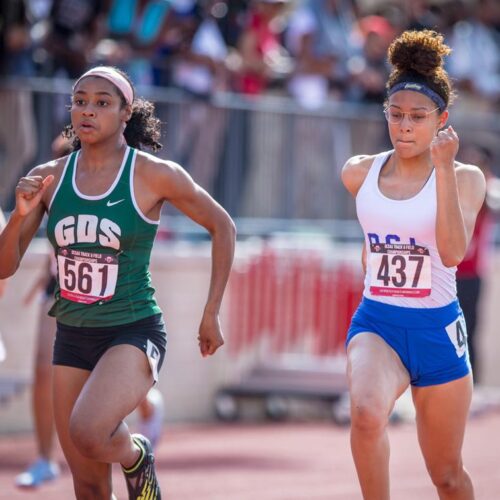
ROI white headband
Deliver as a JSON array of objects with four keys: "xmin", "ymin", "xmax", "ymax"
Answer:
[{"xmin": 73, "ymin": 67, "xmax": 134, "ymax": 105}]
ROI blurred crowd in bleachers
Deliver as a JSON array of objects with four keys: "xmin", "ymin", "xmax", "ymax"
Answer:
[
  {"xmin": 1, "ymin": 0, "xmax": 499, "ymax": 107},
  {"xmin": 0, "ymin": 0, "xmax": 499, "ymax": 216}
]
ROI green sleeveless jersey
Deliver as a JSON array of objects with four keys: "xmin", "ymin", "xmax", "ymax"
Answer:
[{"xmin": 46, "ymin": 146, "xmax": 161, "ymax": 327}]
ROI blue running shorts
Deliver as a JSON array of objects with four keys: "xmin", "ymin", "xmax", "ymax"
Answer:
[{"xmin": 346, "ymin": 297, "xmax": 471, "ymax": 387}]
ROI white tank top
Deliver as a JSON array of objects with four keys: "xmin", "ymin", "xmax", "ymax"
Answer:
[{"xmin": 356, "ymin": 150, "xmax": 456, "ymax": 308}]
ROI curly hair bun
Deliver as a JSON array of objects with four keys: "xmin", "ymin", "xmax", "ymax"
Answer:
[{"xmin": 388, "ymin": 30, "xmax": 451, "ymax": 77}]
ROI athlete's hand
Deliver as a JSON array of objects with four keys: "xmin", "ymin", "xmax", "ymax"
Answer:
[
  {"xmin": 430, "ymin": 126, "xmax": 459, "ymax": 170},
  {"xmin": 197, "ymin": 311, "xmax": 225, "ymax": 357},
  {"xmin": 14, "ymin": 175, "xmax": 54, "ymax": 217}
]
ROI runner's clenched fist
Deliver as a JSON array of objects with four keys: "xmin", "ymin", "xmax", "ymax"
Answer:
[
  {"xmin": 15, "ymin": 175, "xmax": 54, "ymax": 217},
  {"xmin": 430, "ymin": 126, "xmax": 459, "ymax": 169}
]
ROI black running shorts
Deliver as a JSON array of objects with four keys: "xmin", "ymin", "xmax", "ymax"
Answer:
[{"xmin": 53, "ymin": 314, "xmax": 167, "ymax": 381}]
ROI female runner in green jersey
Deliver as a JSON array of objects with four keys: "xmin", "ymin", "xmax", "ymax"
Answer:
[{"xmin": 0, "ymin": 66, "xmax": 236, "ymax": 499}]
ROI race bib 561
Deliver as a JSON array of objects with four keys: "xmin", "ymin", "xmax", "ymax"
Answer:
[{"xmin": 57, "ymin": 248, "xmax": 119, "ymax": 304}]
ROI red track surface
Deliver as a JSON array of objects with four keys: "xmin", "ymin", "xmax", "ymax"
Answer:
[{"xmin": 0, "ymin": 414, "xmax": 499, "ymax": 499}]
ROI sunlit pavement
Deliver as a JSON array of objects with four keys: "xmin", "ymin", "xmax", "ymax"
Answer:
[{"xmin": 0, "ymin": 410, "xmax": 499, "ymax": 500}]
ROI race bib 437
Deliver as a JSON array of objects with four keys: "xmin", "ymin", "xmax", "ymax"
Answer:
[{"xmin": 369, "ymin": 243, "xmax": 431, "ymax": 298}]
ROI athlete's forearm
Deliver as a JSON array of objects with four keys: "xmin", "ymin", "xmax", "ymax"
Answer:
[
  {"xmin": 204, "ymin": 215, "xmax": 236, "ymax": 315},
  {"xmin": 435, "ymin": 166, "xmax": 467, "ymax": 267},
  {"xmin": 0, "ymin": 211, "xmax": 26, "ymax": 278}
]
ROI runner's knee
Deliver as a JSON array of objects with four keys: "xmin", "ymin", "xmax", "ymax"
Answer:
[
  {"xmin": 428, "ymin": 462, "xmax": 463, "ymax": 492},
  {"xmin": 69, "ymin": 416, "xmax": 108, "ymax": 460},
  {"xmin": 350, "ymin": 393, "xmax": 391, "ymax": 434}
]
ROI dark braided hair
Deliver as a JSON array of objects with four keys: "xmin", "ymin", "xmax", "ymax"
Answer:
[
  {"xmin": 386, "ymin": 30, "xmax": 456, "ymax": 108},
  {"xmin": 63, "ymin": 68, "xmax": 162, "ymax": 152}
]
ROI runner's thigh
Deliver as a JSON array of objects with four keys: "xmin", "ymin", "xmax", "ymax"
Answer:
[{"xmin": 348, "ymin": 332, "xmax": 410, "ymax": 409}]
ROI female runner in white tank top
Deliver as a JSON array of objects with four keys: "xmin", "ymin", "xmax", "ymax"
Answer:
[{"xmin": 342, "ymin": 31, "xmax": 485, "ymax": 499}]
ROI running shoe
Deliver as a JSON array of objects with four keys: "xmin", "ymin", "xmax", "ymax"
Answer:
[
  {"xmin": 122, "ymin": 434, "xmax": 161, "ymax": 499},
  {"xmin": 15, "ymin": 458, "xmax": 60, "ymax": 488},
  {"xmin": 138, "ymin": 388, "xmax": 164, "ymax": 449}
]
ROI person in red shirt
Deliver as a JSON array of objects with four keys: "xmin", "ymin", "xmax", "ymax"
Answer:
[
  {"xmin": 456, "ymin": 143, "xmax": 500, "ymax": 382},
  {"xmin": 236, "ymin": 0, "xmax": 292, "ymax": 95}
]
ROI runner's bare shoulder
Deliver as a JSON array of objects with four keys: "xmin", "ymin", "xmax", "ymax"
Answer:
[
  {"xmin": 26, "ymin": 155, "xmax": 70, "ymax": 208},
  {"xmin": 135, "ymin": 151, "xmax": 185, "ymax": 177},
  {"xmin": 454, "ymin": 161, "xmax": 486, "ymax": 210},
  {"xmin": 134, "ymin": 150, "xmax": 193, "ymax": 199},
  {"xmin": 341, "ymin": 154, "xmax": 377, "ymax": 198}
]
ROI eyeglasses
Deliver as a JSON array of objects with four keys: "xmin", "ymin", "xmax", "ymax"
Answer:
[{"xmin": 384, "ymin": 106, "xmax": 440, "ymax": 125}]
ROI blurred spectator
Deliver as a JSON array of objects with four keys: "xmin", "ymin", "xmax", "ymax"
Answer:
[
  {"xmin": 44, "ymin": 0, "xmax": 107, "ymax": 78},
  {"xmin": 0, "ymin": 207, "xmax": 6, "ymax": 300},
  {"xmin": 281, "ymin": 0, "xmax": 365, "ymax": 219},
  {"xmin": 0, "ymin": 0, "xmax": 36, "ymax": 77},
  {"xmin": 94, "ymin": 0, "xmax": 176, "ymax": 85},
  {"xmin": 0, "ymin": 207, "xmax": 6, "ymax": 363},
  {"xmin": 170, "ymin": 0, "xmax": 229, "ymax": 193},
  {"xmin": 347, "ymin": 15, "xmax": 395, "ymax": 104},
  {"xmin": 403, "ymin": 0, "xmax": 442, "ymax": 31},
  {"xmin": 285, "ymin": 0, "xmax": 361, "ymax": 104},
  {"xmin": 217, "ymin": 0, "xmax": 250, "ymax": 48},
  {"xmin": 171, "ymin": 0, "xmax": 229, "ymax": 96},
  {"xmin": 0, "ymin": 0, "xmax": 37, "ymax": 210},
  {"xmin": 439, "ymin": 0, "xmax": 472, "ymax": 35},
  {"xmin": 13, "ymin": 134, "xmax": 66, "ymax": 488},
  {"xmin": 236, "ymin": 0, "xmax": 293, "ymax": 95},
  {"xmin": 456, "ymin": 143, "xmax": 500, "ymax": 383},
  {"xmin": 236, "ymin": 0, "xmax": 293, "ymax": 218},
  {"xmin": 283, "ymin": 0, "xmax": 355, "ymax": 218},
  {"xmin": 15, "ymin": 255, "xmax": 61, "ymax": 488},
  {"xmin": 285, "ymin": 0, "xmax": 338, "ymax": 108},
  {"xmin": 447, "ymin": 0, "xmax": 500, "ymax": 108},
  {"xmin": 151, "ymin": 1, "xmax": 200, "ymax": 86}
]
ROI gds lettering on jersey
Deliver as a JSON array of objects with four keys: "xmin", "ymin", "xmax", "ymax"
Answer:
[{"xmin": 54, "ymin": 215, "xmax": 121, "ymax": 250}]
